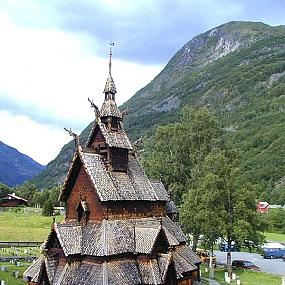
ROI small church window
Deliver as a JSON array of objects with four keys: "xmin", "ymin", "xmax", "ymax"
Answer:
[
  {"xmin": 76, "ymin": 200, "xmax": 89, "ymax": 223},
  {"xmin": 77, "ymin": 202, "xmax": 84, "ymax": 222},
  {"xmin": 111, "ymin": 148, "xmax": 128, "ymax": 172}
]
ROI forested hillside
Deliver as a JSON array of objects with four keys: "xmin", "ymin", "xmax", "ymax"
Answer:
[
  {"xmin": 0, "ymin": 141, "xmax": 44, "ymax": 186},
  {"xmin": 32, "ymin": 21, "xmax": 285, "ymax": 201}
]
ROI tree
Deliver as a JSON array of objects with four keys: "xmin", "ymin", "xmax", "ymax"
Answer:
[
  {"xmin": 270, "ymin": 184, "xmax": 285, "ymax": 205},
  {"xmin": 181, "ymin": 150, "xmax": 264, "ymax": 278},
  {"xmin": 142, "ymin": 107, "xmax": 263, "ymax": 279},
  {"xmin": 141, "ymin": 106, "xmax": 222, "ymax": 204},
  {"xmin": 0, "ymin": 183, "xmax": 12, "ymax": 198},
  {"xmin": 14, "ymin": 181, "xmax": 37, "ymax": 206},
  {"xmin": 261, "ymin": 208, "xmax": 285, "ymax": 233},
  {"xmin": 32, "ymin": 189, "xmax": 50, "ymax": 208},
  {"xmin": 42, "ymin": 199, "xmax": 54, "ymax": 216},
  {"xmin": 49, "ymin": 186, "xmax": 61, "ymax": 207}
]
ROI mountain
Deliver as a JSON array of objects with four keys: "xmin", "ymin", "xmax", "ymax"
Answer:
[
  {"xmin": 32, "ymin": 21, "xmax": 285, "ymax": 193},
  {"xmin": 0, "ymin": 141, "xmax": 45, "ymax": 187}
]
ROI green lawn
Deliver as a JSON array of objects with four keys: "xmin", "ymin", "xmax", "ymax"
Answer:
[
  {"xmin": 0, "ymin": 208, "xmax": 63, "ymax": 241},
  {"xmin": 201, "ymin": 265, "xmax": 282, "ymax": 285},
  {"xmin": 264, "ymin": 232, "xmax": 285, "ymax": 243},
  {"xmin": 0, "ymin": 261, "xmax": 30, "ymax": 285}
]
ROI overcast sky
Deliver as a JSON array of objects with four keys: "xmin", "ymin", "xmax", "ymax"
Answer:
[{"xmin": 1, "ymin": 0, "xmax": 285, "ymax": 165}]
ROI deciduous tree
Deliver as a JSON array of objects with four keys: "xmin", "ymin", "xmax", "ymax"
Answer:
[{"xmin": 142, "ymin": 106, "xmax": 222, "ymax": 204}]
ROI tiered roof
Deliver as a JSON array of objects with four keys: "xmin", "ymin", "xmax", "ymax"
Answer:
[
  {"xmin": 60, "ymin": 150, "xmax": 169, "ymax": 202},
  {"xmin": 86, "ymin": 121, "xmax": 132, "ymax": 149},
  {"xmin": 40, "ymin": 217, "xmax": 188, "ymax": 256}
]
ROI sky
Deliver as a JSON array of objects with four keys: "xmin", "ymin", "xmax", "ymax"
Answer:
[{"xmin": 0, "ymin": 0, "xmax": 285, "ymax": 165}]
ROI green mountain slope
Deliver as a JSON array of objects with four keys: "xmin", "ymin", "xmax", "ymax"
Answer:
[{"xmin": 32, "ymin": 21, "xmax": 285, "ymax": 192}]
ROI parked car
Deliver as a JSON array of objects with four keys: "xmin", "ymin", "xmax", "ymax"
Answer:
[
  {"xmin": 220, "ymin": 242, "xmax": 239, "ymax": 252},
  {"xmin": 196, "ymin": 248, "xmax": 216, "ymax": 267},
  {"xmin": 282, "ymin": 254, "xmax": 285, "ymax": 261},
  {"xmin": 261, "ymin": 247, "xmax": 285, "ymax": 259},
  {"xmin": 232, "ymin": 260, "xmax": 260, "ymax": 271}
]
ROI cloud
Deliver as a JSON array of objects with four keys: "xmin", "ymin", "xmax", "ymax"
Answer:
[
  {"xmin": 0, "ymin": 14, "xmax": 162, "ymax": 129},
  {"xmin": 0, "ymin": 13, "xmax": 161, "ymax": 163},
  {"xmin": 1, "ymin": 1, "xmax": 284, "ymax": 65},
  {"xmin": 0, "ymin": 111, "xmax": 71, "ymax": 165},
  {"xmin": 52, "ymin": 0, "xmax": 285, "ymax": 64}
]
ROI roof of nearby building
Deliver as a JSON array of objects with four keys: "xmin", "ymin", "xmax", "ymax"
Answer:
[
  {"xmin": 268, "ymin": 204, "xmax": 283, "ymax": 209},
  {"xmin": 257, "ymin": 202, "xmax": 269, "ymax": 208},
  {"xmin": 2, "ymin": 193, "xmax": 28, "ymax": 202}
]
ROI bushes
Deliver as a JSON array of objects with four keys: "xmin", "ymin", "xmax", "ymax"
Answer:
[
  {"xmin": 260, "ymin": 209, "xmax": 285, "ymax": 233},
  {"xmin": 42, "ymin": 199, "xmax": 54, "ymax": 216}
]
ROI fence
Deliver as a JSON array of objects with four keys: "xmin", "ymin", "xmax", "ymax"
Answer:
[{"xmin": 0, "ymin": 241, "xmax": 43, "ymax": 248}]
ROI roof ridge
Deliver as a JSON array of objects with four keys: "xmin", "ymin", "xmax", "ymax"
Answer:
[
  {"xmin": 149, "ymin": 259, "xmax": 158, "ymax": 285},
  {"xmin": 103, "ymin": 219, "xmax": 108, "ymax": 256}
]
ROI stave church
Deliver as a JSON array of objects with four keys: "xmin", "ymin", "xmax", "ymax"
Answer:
[{"xmin": 24, "ymin": 46, "xmax": 201, "ymax": 285}]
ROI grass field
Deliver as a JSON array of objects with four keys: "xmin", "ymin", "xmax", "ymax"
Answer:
[
  {"xmin": 264, "ymin": 232, "xmax": 285, "ymax": 243},
  {"xmin": 0, "ymin": 208, "xmax": 63, "ymax": 241},
  {"xmin": 201, "ymin": 265, "xmax": 282, "ymax": 285}
]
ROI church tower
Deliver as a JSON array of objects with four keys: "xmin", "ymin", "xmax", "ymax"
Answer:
[{"xmin": 24, "ymin": 45, "xmax": 200, "ymax": 285}]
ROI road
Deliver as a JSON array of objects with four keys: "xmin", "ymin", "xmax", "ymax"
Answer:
[{"xmin": 214, "ymin": 250, "xmax": 285, "ymax": 276}]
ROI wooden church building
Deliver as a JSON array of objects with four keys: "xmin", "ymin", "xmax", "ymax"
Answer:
[{"xmin": 24, "ymin": 47, "xmax": 201, "ymax": 285}]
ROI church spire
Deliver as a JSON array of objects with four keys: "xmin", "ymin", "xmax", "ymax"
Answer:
[
  {"xmin": 103, "ymin": 42, "xmax": 117, "ymax": 98},
  {"xmin": 108, "ymin": 42, "xmax": 113, "ymax": 75}
]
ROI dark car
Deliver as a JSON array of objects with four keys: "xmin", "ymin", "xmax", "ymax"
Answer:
[
  {"xmin": 232, "ymin": 260, "xmax": 260, "ymax": 271},
  {"xmin": 282, "ymin": 254, "xmax": 285, "ymax": 261}
]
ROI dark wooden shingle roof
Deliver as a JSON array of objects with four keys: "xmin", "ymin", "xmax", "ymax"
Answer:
[
  {"xmin": 103, "ymin": 74, "xmax": 117, "ymax": 94},
  {"xmin": 43, "ymin": 217, "xmax": 188, "ymax": 257},
  {"xmin": 26, "ymin": 247, "xmax": 198, "ymax": 285},
  {"xmin": 61, "ymin": 151, "xmax": 169, "ymax": 202},
  {"xmin": 100, "ymin": 99, "xmax": 122, "ymax": 118},
  {"xmin": 85, "ymin": 121, "xmax": 132, "ymax": 149},
  {"xmin": 23, "ymin": 255, "xmax": 44, "ymax": 282}
]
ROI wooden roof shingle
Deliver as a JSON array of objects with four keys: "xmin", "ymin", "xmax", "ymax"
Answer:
[
  {"xmin": 100, "ymin": 99, "xmax": 122, "ymax": 118},
  {"xmin": 23, "ymin": 255, "xmax": 44, "ymax": 282},
  {"xmin": 61, "ymin": 151, "xmax": 169, "ymax": 202},
  {"xmin": 43, "ymin": 217, "xmax": 188, "ymax": 257}
]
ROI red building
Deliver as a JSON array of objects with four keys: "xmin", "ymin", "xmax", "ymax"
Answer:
[
  {"xmin": 24, "ymin": 48, "xmax": 200, "ymax": 285},
  {"xmin": 256, "ymin": 202, "xmax": 269, "ymax": 213},
  {"xmin": 0, "ymin": 193, "xmax": 28, "ymax": 207}
]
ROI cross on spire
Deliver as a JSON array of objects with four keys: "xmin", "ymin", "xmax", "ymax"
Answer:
[{"xmin": 109, "ymin": 42, "xmax": 114, "ymax": 75}]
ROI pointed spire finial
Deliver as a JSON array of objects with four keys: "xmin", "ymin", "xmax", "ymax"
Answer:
[
  {"xmin": 109, "ymin": 42, "xmax": 114, "ymax": 75},
  {"xmin": 104, "ymin": 42, "xmax": 117, "ymax": 96}
]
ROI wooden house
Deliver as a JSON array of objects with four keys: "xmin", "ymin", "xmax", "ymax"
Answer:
[
  {"xmin": 256, "ymin": 202, "xmax": 269, "ymax": 213},
  {"xmin": 24, "ymin": 49, "xmax": 201, "ymax": 285},
  {"xmin": 0, "ymin": 193, "xmax": 28, "ymax": 207}
]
